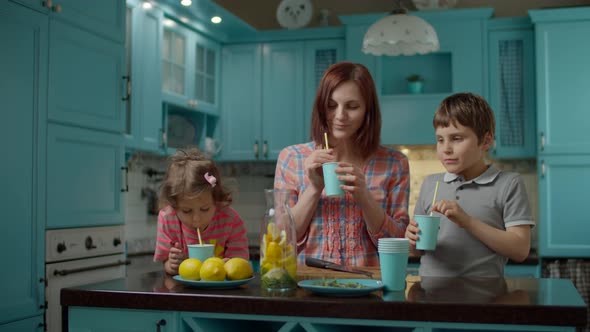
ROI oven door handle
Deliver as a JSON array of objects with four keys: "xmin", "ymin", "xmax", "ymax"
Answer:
[{"xmin": 53, "ymin": 259, "xmax": 131, "ymax": 276}]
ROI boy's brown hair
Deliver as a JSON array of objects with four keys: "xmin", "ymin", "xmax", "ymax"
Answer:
[
  {"xmin": 433, "ymin": 92, "xmax": 495, "ymax": 144},
  {"xmin": 159, "ymin": 147, "xmax": 231, "ymax": 209}
]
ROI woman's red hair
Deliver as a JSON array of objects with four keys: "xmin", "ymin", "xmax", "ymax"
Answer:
[{"xmin": 310, "ymin": 62, "xmax": 381, "ymax": 158}]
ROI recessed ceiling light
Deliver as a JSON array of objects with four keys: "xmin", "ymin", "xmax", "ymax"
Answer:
[
  {"xmin": 211, "ymin": 16, "xmax": 222, "ymax": 24},
  {"xmin": 142, "ymin": 2, "xmax": 152, "ymax": 9},
  {"xmin": 180, "ymin": 0, "xmax": 191, "ymax": 6}
]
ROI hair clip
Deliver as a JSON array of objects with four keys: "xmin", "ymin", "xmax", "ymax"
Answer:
[{"xmin": 204, "ymin": 172, "xmax": 217, "ymax": 188}]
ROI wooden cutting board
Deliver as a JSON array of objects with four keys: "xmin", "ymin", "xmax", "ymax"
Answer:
[
  {"xmin": 296, "ymin": 265, "xmax": 381, "ymax": 281},
  {"xmin": 296, "ymin": 265, "xmax": 422, "ymax": 284}
]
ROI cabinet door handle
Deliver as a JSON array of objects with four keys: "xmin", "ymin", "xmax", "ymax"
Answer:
[
  {"xmin": 42, "ymin": 0, "xmax": 53, "ymax": 8},
  {"xmin": 52, "ymin": 3, "xmax": 62, "ymax": 12},
  {"xmin": 161, "ymin": 129, "xmax": 167, "ymax": 149},
  {"xmin": 253, "ymin": 140, "xmax": 259, "ymax": 159},
  {"xmin": 540, "ymin": 132, "xmax": 545, "ymax": 151},
  {"xmin": 156, "ymin": 319, "xmax": 167, "ymax": 332},
  {"xmin": 541, "ymin": 160, "xmax": 545, "ymax": 178},
  {"xmin": 263, "ymin": 140, "xmax": 268, "ymax": 158},
  {"xmin": 122, "ymin": 76, "xmax": 131, "ymax": 101},
  {"xmin": 120, "ymin": 166, "xmax": 129, "ymax": 192}
]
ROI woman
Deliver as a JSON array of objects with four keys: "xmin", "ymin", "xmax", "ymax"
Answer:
[{"xmin": 274, "ymin": 62, "xmax": 409, "ymax": 266}]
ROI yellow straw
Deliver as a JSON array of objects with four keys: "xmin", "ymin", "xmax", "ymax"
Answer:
[
  {"xmin": 197, "ymin": 228, "xmax": 203, "ymax": 245},
  {"xmin": 430, "ymin": 181, "xmax": 439, "ymax": 216},
  {"xmin": 324, "ymin": 132, "xmax": 329, "ymax": 150}
]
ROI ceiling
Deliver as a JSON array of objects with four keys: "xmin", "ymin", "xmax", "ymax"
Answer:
[{"xmin": 212, "ymin": 0, "xmax": 590, "ymax": 30}]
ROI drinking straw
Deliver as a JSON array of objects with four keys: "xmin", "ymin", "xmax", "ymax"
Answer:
[
  {"xmin": 430, "ymin": 181, "xmax": 439, "ymax": 216},
  {"xmin": 197, "ymin": 227, "xmax": 203, "ymax": 245},
  {"xmin": 324, "ymin": 132, "xmax": 329, "ymax": 150}
]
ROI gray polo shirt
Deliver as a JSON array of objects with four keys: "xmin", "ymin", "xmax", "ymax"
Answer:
[{"xmin": 415, "ymin": 165, "xmax": 535, "ymax": 277}]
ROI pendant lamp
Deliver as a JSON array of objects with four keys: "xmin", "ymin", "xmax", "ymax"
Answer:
[{"xmin": 362, "ymin": 4, "xmax": 440, "ymax": 56}]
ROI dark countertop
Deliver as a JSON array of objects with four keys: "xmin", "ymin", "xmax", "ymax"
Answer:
[
  {"xmin": 248, "ymin": 247, "xmax": 540, "ymax": 265},
  {"xmin": 61, "ymin": 271, "xmax": 586, "ymax": 327}
]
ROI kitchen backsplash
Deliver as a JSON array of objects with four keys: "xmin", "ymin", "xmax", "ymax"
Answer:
[{"xmin": 124, "ymin": 146, "xmax": 538, "ymax": 254}]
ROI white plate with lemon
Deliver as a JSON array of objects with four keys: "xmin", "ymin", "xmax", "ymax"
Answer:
[
  {"xmin": 175, "ymin": 256, "xmax": 254, "ymax": 289},
  {"xmin": 173, "ymin": 275, "xmax": 255, "ymax": 289}
]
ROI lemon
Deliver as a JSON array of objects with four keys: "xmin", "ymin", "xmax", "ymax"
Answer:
[
  {"xmin": 266, "ymin": 241, "xmax": 281, "ymax": 261},
  {"xmin": 200, "ymin": 257, "xmax": 226, "ymax": 281},
  {"xmin": 178, "ymin": 258, "xmax": 202, "ymax": 280},
  {"xmin": 224, "ymin": 257, "xmax": 254, "ymax": 280}
]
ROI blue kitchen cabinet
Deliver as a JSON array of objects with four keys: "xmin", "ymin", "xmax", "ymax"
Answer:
[
  {"xmin": 537, "ymin": 155, "xmax": 590, "ymax": 258},
  {"xmin": 530, "ymin": 7, "xmax": 590, "ymax": 155},
  {"xmin": 0, "ymin": 1, "xmax": 47, "ymax": 325},
  {"xmin": 262, "ymin": 41, "xmax": 305, "ymax": 159},
  {"xmin": 488, "ymin": 18, "xmax": 536, "ymax": 159},
  {"xmin": 221, "ymin": 41, "xmax": 304, "ymax": 161},
  {"xmin": 530, "ymin": 7, "xmax": 590, "ymax": 259},
  {"xmin": 341, "ymin": 9, "xmax": 493, "ymax": 145},
  {"xmin": 10, "ymin": 0, "xmax": 124, "ymax": 43},
  {"xmin": 48, "ymin": 17, "xmax": 126, "ymax": 133},
  {"xmin": 339, "ymin": 19, "xmax": 378, "ymax": 78},
  {"xmin": 46, "ymin": 124, "xmax": 125, "ymax": 229},
  {"xmin": 69, "ymin": 307, "xmax": 177, "ymax": 331},
  {"xmin": 0, "ymin": 316, "xmax": 44, "ymax": 332},
  {"xmin": 220, "ymin": 43, "xmax": 263, "ymax": 160},
  {"xmin": 162, "ymin": 19, "xmax": 221, "ymax": 115},
  {"xmin": 125, "ymin": 0, "xmax": 165, "ymax": 153},
  {"xmin": 303, "ymin": 39, "xmax": 345, "ymax": 138}
]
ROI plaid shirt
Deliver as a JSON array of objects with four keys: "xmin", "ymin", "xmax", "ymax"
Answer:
[{"xmin": 275, "ymin": 142, "xmax": 410, "ymax": 267}]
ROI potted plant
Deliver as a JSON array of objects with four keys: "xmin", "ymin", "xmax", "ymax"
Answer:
[{"xmin": 406, "ymin": 74, "xmax": 424, "ymax": 94}]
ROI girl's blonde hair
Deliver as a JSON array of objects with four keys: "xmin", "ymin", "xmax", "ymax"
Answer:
[{"xmin": 159, "ymin": 147, "xmax": 231, "ymax": 209}]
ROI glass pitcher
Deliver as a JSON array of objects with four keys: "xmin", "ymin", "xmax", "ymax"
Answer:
[{"xmin": 260, "ymin": 189, "xmax": 297, "ymax": 291}]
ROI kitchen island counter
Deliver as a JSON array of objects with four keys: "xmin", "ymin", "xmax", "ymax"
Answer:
[{"xmin": 61, "ymin": 268, "xmax": 587, "ymax": 331}]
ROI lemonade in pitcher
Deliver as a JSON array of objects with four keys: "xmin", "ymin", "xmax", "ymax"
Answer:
[{"xmin": 260, "ymin": 189, "xmax": 297, "ymax": 291}]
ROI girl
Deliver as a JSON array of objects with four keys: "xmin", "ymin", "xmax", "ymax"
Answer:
[{"xmin": 154, "ymin": 148, "xmax": 249, "ymax": 275}]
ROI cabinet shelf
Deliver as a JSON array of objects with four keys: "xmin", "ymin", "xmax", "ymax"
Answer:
[{"xmin": 381, "ymin": 52, "xmax": 453, "ymax": 96}]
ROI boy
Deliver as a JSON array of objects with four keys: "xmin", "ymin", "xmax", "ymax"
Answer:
[{"xmin": 405, "ymin": 92, "xmax": 534, "ymax": 277}]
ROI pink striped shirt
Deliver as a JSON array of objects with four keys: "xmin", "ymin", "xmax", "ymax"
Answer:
[{"xmin": 153, "ymin": 205, "xmax": 249, "ymax": 262}]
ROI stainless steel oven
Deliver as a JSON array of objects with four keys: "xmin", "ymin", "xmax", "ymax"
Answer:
[{"xmin": 45, "ymin": 226, "xmax": 127, "ymax": 332}]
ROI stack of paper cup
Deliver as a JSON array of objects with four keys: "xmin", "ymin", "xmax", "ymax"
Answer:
[{"xmin": 378, "ymin": 238, "xmax": 409, "ymax": 291}]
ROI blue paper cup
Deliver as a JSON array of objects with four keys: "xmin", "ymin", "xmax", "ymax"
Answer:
[
  {"xmin": 379, "ymin": 252, "xmax": 408, "ymax": 291},
  {"xmin": 322, "ymin": 162, "xmax": 344, "ymax": 197},
  {"xmin": 415, "ymin": 215, "xmax": 441, "ymax": 251},
  {"xmin": 187, "ymin": 244, "xmax": 214, "ymax": 262}
]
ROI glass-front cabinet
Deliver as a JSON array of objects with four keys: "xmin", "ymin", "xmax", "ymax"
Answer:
[
  {"xmin": 488, "ymin": 18, "xmax": 536, "ymax": 159},
  {"xmin": 162, "ymin": 18, "xmax": 220, "ymax": 115},
  {"xmin": 162, "ymin": 24, "xmax": 187, "ymax": 99}
]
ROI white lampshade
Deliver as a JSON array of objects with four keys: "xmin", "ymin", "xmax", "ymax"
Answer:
[{"xmin": 362, "ymin": 13, "xmax": 440, "ymax": 56}]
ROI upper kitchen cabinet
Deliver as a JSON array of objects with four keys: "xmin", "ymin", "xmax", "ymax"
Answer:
[
  {"xmin": 221, "ymin": 41, "xmax": 304, "ymax": 161},
  {"xmin": 530, "ymin": 7, "xmax": 590, "ymax": 155},
  {"xmin": 11, "ymin": 0, "xmax": 125, "ymax": 43},
  {"xmin": 0, "ymin": 1, "xmax": 46, "ymax": 325},
  {"xmin": 125, "ymin": 0, "xmax": 165, "ymax": 153},
  {"xmin": 162, "ymin": 18, "xmax": 221, "ymax": 115},
  {"xmin": 341, "ymin": 8, "xmax": 494, "ymax": 145},
  {"xmin": 487, "ymin": 17, "xmax": 536, "ymax": 159},
  {"xmin": 14, "ymin": 0, "xmax": 126, "ymax": 133},
  {"xmin": 220, "ymin": 43, "xmax": 262, "ymax": 160},
  {"xmin": 48, "ymin": 18, "xmax": 126, "ymax": 132},
  {"xmin": 303, "ymin": 39, "xmax": 345, "ymax": 138}
]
